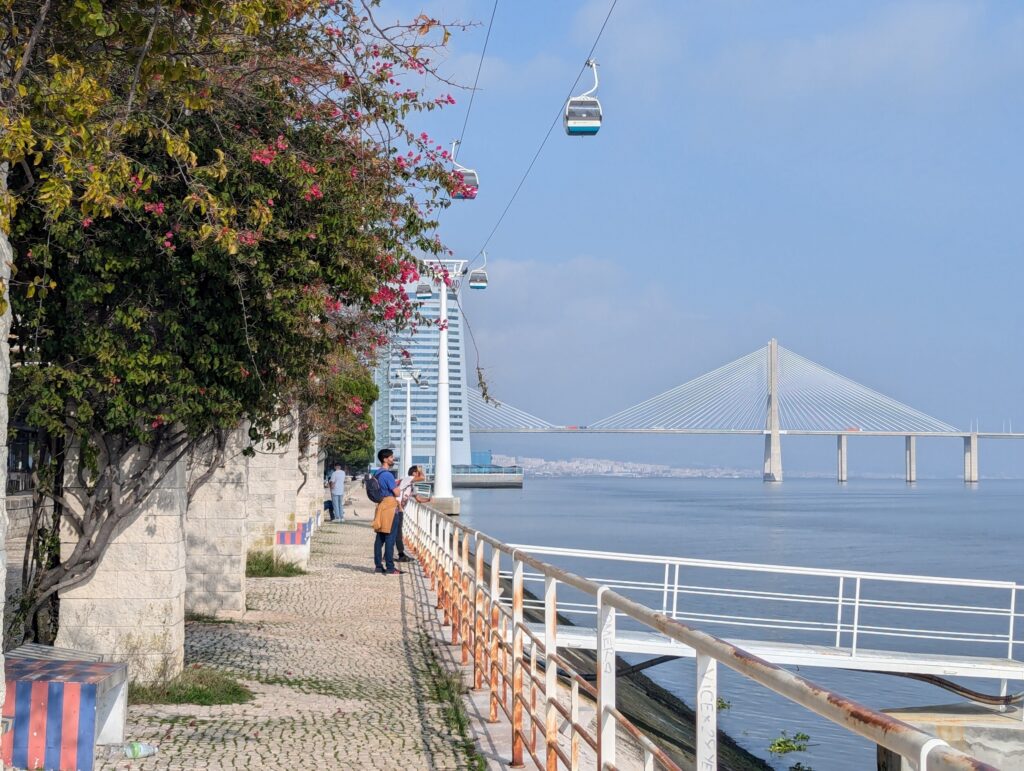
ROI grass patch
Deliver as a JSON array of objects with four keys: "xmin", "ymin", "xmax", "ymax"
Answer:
[
  {"xmin": 246, "ymin": 550, "xmax": 307, "ymax": 577},
  {"xmin": 129, "ymin": 665, "xmax": 253, "ymax": 706},
  {"xmin": 422, "ymin": 636, "xmax": 487, "ymax": 771},
  {"xmin": 185, "ymin": 611, "xmax": 233, "ymax": 624}
]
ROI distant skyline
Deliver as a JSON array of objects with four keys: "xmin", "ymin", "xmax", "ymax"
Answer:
[{"xmin": 384, "ymin": 0, "xmax": 1024, "ymax": 476}]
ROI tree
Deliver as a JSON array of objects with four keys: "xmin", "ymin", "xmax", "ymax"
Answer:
[{"xmin": 2, "ymin": 0, "xmax": 464, "ymax": 642}]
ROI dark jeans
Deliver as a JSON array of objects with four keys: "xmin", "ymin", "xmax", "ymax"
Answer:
[
  {"xmin": 395, "ymin": 516, "xmax": 406, "ymax": 558},
  {"xmin": 374, "ymin": 510, "xmax": 403, "ymax": 571}
]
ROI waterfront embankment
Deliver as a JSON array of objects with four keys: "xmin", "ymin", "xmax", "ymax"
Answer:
[{"xmin": 95, "ymin": 486, "xmax": 485, "ymax": 770}]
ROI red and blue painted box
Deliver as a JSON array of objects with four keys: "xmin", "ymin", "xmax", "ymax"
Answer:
[
  {"xmin": 275, "ymin": 517, "xmax": 312, "ymax": 545},
  {"xmin": 2, "ymin": 658, "xmax": 128, "ymax": 771}
]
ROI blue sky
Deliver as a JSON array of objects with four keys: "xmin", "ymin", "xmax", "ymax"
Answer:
[{"xmin": 383, "ymin": 1, "xmax": 1024, "ymax": 476}]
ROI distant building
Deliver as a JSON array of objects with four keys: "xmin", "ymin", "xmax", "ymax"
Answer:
[{"xmin": 373, "ymin": 269, "xmax": 472, "ymax": 470}]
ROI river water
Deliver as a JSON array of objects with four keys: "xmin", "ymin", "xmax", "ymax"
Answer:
[{"xmin": 455, "ymin": 477, "xmax": 1024, "ymax": 769}]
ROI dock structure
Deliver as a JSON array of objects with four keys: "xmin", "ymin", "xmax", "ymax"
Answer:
[{"xmin": 469, "ymin": 339, "xmax": 1024, "ymax": 483}]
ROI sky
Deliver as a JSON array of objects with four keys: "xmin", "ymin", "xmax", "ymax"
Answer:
[{"xmin": 380, "ymin": 0, "xmax": 1024, "ymax": 477}]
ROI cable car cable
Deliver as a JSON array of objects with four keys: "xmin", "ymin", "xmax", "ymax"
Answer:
[
  {"xmin": 457, "ymin": 0, "xmax": 499, "ymax": 149},
  {"xmin": 473, "ymin": 0, "xmax": 619, "ymax": 258}
]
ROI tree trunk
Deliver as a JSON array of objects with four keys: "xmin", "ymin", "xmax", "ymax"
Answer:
[{"xmin": 1, "ymin": 161, "xmax": 14, "ymax": 703}]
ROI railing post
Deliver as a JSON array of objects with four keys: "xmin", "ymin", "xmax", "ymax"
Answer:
[
  {"xmin": 597, "ymin": 587, "xmax": 616, "ymax": 770},
  {"xmin": 1009, "ymin": 586, "xmax": 1017, "ymax": 660},
  {"xmin": 696, "ymin": 654, "xmax": 718, "ymax": 770},
  {"xmin": 672, "ymin": 563, "xmax": 680, "ymax": 618},
  {"xmin": 511, "ymin": 556, "xmax": 525, "ymax": 768},
  {"xmin": 835, "ymin": 576, "xmax": 845, "ymax": 648},
  {"xmin": 852, "ymin": 577, "xmax": 862, "ymax": 656},
  {"xmin": 570, "ymin": 679, "xmax": 580, "ymax": 771},
  {"xmin": 461, "ymin": 533, "xmax": 471, "ymax": 664},
  {"xmin": 662, "ymin": 562, "xmax": 670, "ymax": 614},
  {"xmin": 474, "ymin": 534, "xmax": 485, "ymax": 690},
  {"xmin": 489, "ymin": 548, "xmax": 501, "ymax": 723},
  {"xmin": 544, "ymin": 576, "xmax": 558, "ymax": 770}
]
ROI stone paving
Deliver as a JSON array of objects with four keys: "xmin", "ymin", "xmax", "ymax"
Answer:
[{"xmin": 96, "ymin": 491, "xmax": 485, "ymax": 770}]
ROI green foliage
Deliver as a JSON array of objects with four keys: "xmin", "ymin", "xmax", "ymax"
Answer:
[
  {"xmin": 768, "ymin": 731, "xmax": 811, "ymax": 756},
  {"xmin": 2, "ymin": 0, "xmax": 466, "ymax": 625},
  {"xmin": 246, "ymin": 550, "xmax": 306, "ymax": 578},
  {"xmin": 128, "ymin": 664, "xmax": 253, "ymax": 706},
  {"xmin": 716, "ymin": 697, "xmax": 731, "ymax": 711}
]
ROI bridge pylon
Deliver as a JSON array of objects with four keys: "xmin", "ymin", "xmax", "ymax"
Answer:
[{"xmin": 763, "ymin": 338, "xmax": 783, "ymax": 482}]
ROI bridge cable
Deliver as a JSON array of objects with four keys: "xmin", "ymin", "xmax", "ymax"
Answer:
[{"xmin": 474, "ymin": 0, "xmax": 620, "ymax": 258}]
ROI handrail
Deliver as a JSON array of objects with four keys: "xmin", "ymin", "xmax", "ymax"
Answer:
[
  {"xmin": 406, "ymin": 501, "xmax": 996, "ymax": 770},
  {"xmin": 514, "ymin": 544, "xmax": 1021, "ymax": 590}
]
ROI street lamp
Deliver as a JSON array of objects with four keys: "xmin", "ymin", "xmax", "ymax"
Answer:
[{"xmin": 393, "ymin": 368, "xmax": 421, "ymax": 472}]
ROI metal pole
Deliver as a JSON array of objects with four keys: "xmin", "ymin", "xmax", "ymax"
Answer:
[
  {"xmin": 404, "ymin": 375, "xmax": 413, "ymax": 473},
  {"xmin": 597, "ymin": 588, "xmax": 617, "ymax": 769},
  {"xmin": 511, "ymin": 557, "xmax": 525, "ymax": 767},
  {"xmin": 434, "ymin": 278, "xmax": 453, "ymax": 499},
  {"xmin": 544, "ymin": 576, "xmax": 558, "ymax": 770},
  {"xmin": 696, "ymin": 654, "xmax": 718, "ymax": 770}
]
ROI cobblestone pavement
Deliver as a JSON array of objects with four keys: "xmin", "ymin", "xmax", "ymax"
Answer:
[{"xmin": 96, "ymin": 495, "xmax": 482, "ymax": 770}]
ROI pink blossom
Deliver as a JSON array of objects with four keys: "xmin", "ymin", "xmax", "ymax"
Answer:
[
  {"xmin": 143, "ymin": 202, "xmax": 165, "ymax": 215},
  {"xmin": 81, "ymin": 217, "xmax": 93, "ymax": 228}
]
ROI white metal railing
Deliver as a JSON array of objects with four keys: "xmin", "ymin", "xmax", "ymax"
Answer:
[
  {"xmin": 508, "ymin": 545, "xmax": 1024, "ymax": 661},
  {"xmin": 405, "ymin": 502, "xmax": 997, "ymax": 771}
]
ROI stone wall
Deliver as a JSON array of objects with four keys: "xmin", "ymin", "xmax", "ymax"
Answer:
[
  {"xmin": 185, "ymin": 429, "xmax": 248, "ymax": 619},
  {"xmin": 272, "ymin": 429, "xmax": 310, "ymax": 568},
  {"xmin": 56, "ymin": 453, "xmax": 187, "ymax": 683}
]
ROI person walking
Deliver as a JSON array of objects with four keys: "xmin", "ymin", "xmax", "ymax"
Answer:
[
  {"xmin": 371, "ymin": 449, "xmax": 403, "ymax": 575},
  {"xmin": 328, "ymin": 462, "xmax": 347, "ymax": 522},
  {"xmin": 396, "ymin": 465, "xmax": 431, "ymax": 563}
]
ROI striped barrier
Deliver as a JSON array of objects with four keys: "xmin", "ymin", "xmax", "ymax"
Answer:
[{"xmin": 2, "ymin": 659, "xmax": 127, "ymax": 771}]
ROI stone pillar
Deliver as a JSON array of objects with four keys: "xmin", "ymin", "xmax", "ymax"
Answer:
[
  {"xmin": 271, "ymin": 428, "xmax": 309, "ymax": 568},
  {"xmin": 185, "ymin": 428, "xmax": 248, "ymax": 619},
  {"xmin": 963, "ymin": 433, "xmax": 979, "ymax": 484},
  {"xmin": 905, "ymin": 436, "xmax": 917, "ymax": 483},
  {"xmin": 57, "ymin": 452, "xmax": 187, "ymax": 683},
  {"xmin": 244, "ymin": 437, "xmax": 281, "ymax": 551},
  {"xmin": 763, "ymin": 338, "xmax": 783, "ymax": 482},
  {"xmin": 837, "ymin": 435, "xmax": 848, "ymax": 483},
  {"xmin": 297, "ymin": 433, "xmax": 321, "ymax": 533}
]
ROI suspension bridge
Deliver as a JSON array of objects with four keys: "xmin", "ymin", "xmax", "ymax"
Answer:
[{"xmin": 468, "ymin": 339, "xmax": 1024, "ymax": 482}]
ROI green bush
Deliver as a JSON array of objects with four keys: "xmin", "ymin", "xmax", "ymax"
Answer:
[{"xmin": 246, "ymin": 550, "xmax": 306, "ymax": 577}]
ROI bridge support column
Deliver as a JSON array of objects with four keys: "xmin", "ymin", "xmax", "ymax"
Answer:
[
  {"xmin": 837, "ymin": 435, "xmax": 848, "ymax": 483},
  {"xmin": 763, "ymin": 338, "xmax": 783, "ymax": 482},
  {"xmin": 963, "ymin": 433, "xmax": 979, "ymax": 484},
  {"xmin": 905, "ymin": 436, "xmax": 917, "ymax": 483}
]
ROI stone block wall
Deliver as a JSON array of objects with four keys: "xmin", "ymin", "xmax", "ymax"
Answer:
[
  {"xmin": 185, "ymin": 429, "xmax": 248, "ymax": 619},
  {"xmin": 3, "ymin": 494, "xmax": 33, "ymax": 637},
  {"xmin": 56, "ymin": 453, "xmax": 187, "ymax": 683}
]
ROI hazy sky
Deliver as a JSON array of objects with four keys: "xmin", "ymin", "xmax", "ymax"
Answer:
[{"xmin": 384, "ymin": 1, "xmax": 1024, "ymax": 476}]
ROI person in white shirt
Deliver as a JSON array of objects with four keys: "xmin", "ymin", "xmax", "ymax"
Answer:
[
  {"xmin": 395, "ymin": 465, "xmax": 431, "ymax": 562},
  {"xmin": 328, "ymin": 463, "xmax": 347, "ymax": 522}
]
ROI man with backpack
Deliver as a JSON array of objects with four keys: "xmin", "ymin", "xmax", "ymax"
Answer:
[{"xmin": 367, "ymin": 448, "xmax": 403, "ymax": 575}]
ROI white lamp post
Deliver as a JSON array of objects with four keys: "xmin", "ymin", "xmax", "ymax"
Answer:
[
  {"xmin": 434, "ymin": 275, "xmax": 454, "ymax": 504},
  {"xmin": 417, "ymin": 259, "xmax": 476, "ymax": 515},
  {"xmin": 394, "ymin": 368, "xmax": 420, "ymax": 473}
]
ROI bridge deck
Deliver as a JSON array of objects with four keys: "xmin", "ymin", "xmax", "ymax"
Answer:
[{"xmin": 525, "ymin": 623, "xmax": 1024, "ymax": 680}]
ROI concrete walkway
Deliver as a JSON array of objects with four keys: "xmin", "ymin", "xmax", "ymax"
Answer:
[{"xmin": 96, "ymin": 490, "xmax": 502, "ymax": 770}]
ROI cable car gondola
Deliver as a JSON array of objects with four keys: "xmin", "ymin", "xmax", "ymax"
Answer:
[
  {"xmin": 450, "ymin": 140, "xmax": 479, "ymax": 199},
  {"xmin": 564, "ymin": 60, "xmax": 602, "ymax": 136},
  {"xmin": 466, "ymin": 251, "xmax": 488, "ymax": 290},
  {"xmin": 415, "ymin": 282, "xmax": 432, "ymax": 300},
  {"xmin": 468, "ymin": 270, "xmax": 488, "ymax": 289}
]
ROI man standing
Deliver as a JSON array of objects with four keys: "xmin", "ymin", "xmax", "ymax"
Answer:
[
  {"xmin": 328, "ymin": 462, "xmax": 346, "ymax": 522},
  {"xmin": 372, "ymin": 449, "xmax": 403, "ymax": 575},
  {"xmin": 396, "ymin": 465, "xmax": 431, "ymax": 563}
]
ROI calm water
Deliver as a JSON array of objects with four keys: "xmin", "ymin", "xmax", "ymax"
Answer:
[{"xmin": 456, "ymin": 477, "xmax": 1024, "ymax": 769}]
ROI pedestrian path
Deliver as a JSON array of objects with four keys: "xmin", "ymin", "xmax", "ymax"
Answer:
[{"xmin": 96, "ymin": 494, "xmax": 490, "ymax": 770}]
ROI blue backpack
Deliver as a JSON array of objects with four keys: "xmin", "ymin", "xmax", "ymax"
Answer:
[{"xmin": 366, "ymin": 469, "xmax": 388, "ymax": 504}]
